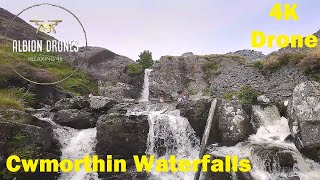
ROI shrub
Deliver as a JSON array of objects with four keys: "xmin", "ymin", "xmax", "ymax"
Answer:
[
  {"xmin": 202, "ymin": 61, "xmax": 219, "ymax": 79},
  {"xmin": 127, "ymin": 63, "xmax": 143, "ymax": 75},
  {"xmin": 263, "ymin": 56, "xmax": 281, "ymax": 71},
  {"xmin": 137, "ymin": 50, "xmax": 154, "ymax": 69},
  {"xmin": 202, "ymin": 87, "xmax": 212, "ymax": 97},
  {"xmin": 224, "ymin": 85, "xmax": 260, "ymax": 104},
  {"xmin": 238, "ymin": 85, "xmax": 260, "ymax": 104},
  {"xmin": 252, "ymin": 61, "xmax": 264, "ymax": 70},
  {"xmin": 223, "ymin": 91, "xmax": 237, "ymax": 101},
  {"xmin": 297, "ymin": 55, "xmax": 320, "ymax": 73}
]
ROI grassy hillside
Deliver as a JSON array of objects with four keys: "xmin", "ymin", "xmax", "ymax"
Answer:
[
  {"xmin": 0, "ymin": 43, "xmax": 97, "ymax": 110},
  {"xmin": 252, "ymin": 47, "xmax": 320, "ymax": 82}
]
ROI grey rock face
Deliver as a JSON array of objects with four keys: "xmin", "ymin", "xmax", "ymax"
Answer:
[
  {"xmin": 149, "ymin": 55, "xmax": 210, "ymax": 100},
  {"xmin": 211, "ymin": 60, "xmax": 310, "ymax": 103},
  {"xmin": 89, "ymin": 96, "xmax": 117, "ymax": 112},
  {"xmin": 218, "ymin": 100, "xmax": 251, "ymax": 146},
  {"xmin": 53, "ymin": 109, "xmax": 95, "ymax": 129},
  {"xmin": 64, "ymin": 46, "xmax": 142, "ymax": 99},
  {"xmin": 288, "ymin": 81, "xmax": 320, "ymax": 161},
  {"xmin": 227, "ymin": 49, "xmax": 265, "ymax": 62}
]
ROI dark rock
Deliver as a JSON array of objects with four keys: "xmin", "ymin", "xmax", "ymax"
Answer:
[
  {"xmin": 218, "ymin": 100, "xmax": 251, "ymax": 146},
  {"xmin": 0, "ymin": 110, "xmax": 60, "ymax": 180},
  {"xmin": 176, "ymin": 97, "xmax": 213, "ymax": 139},
  {"xmin": 30, "ymin": 85, "xmax": 72, "ymax": 106},
  {"xmin": 54, "ymin": 96, "xmax": 90, "ymax": 111},
  {"xmin": 96, "ymin": 107, "xmax": 149, "ymax": 178},
  {"xmin": 251, "ymin": 144, "xmax": 296, "ymax": 172},
  {"xmin": 53, "ymin": 109, "xmax": 95, "ymax": 129}
]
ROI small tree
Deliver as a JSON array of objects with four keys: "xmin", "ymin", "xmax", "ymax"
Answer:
[{"xmin": 137, "ymin": 50, "xmax": 153, "ymax": 69}]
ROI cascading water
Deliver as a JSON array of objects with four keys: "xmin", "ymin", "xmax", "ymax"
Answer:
[
  {"xmin": 128, "ymin": 104, "xmax": 200, "ymax": 180},
  {"xmin": 139, "ymin": 69, "xmax": 153, "ymax": 102},
  {"xmin": 33, "ymin": 109, "xmax": 99, "ymax": 180},
  {"xmin": 207, "ymin": 105, "xmax": 320, "ymax": 180}
]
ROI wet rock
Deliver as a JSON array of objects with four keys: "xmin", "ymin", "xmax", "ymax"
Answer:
[
  {"xmin": 177, "ymin": 97, "xmax": 213, "ymax": 139},
  {"xmin": 218, "ymin": 100, "xmax": 251, "ymax": 146},
  {"xmin": 54, "ymin": 96, "xmax": 90, "ymax": 111},
  {"xmin": 0, "ymin": 110, "xmax": 60, "ymax": 180},
  {"xmin": 89, "ymin": 96, "xmax": 117, "ymax": 112},
  {"xmin": 251, "ymin": 145, "xmax": 296, "ymax": 172},
  {"xmin": 53, "ymin": 109, "xmax": 95, "ymax": 129},
  {"xmin": 96, "ymin": 112, "xmax": 149, "ymax": 178},
  {"xmin": 288, "ymin": 81, "xmax": 320, "ymax": 162}
]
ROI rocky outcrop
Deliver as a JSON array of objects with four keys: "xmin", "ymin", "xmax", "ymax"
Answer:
[
  {"xmin": 149, "ymin": 54, "xmax": 211, "ymax": 100},
  {"xmin": 218, "ymin": 100, "xmax": 251, "ymax": 146},
  {"xmin": 288, "ymin": 81, "xmax": 320, "ymax": 161},
  {"xmin": 96, "ymin": 104, "xmax": 149, "ymax": 178},
  {"xmin": 53, "ymin": 109, "xmax": 95, "ymax": 129},
  {"xmin": 64, "ymin": 47, "xmax": 143, "ymax": 99},
  {"xmin": 177, "ymin": 97, "xmax": 213, "ymax": 139},
  {"xmin": 89, "ymin": 96, "xmax": 117, "ymax": 112},
  {"xmin": 227, "ymin": 49, "xmax": 265, "ymax": 62},
  {"xmin": 149, "ymin": 52, "xmax": 310, "ymax": 103},
  {"xmin": 54, "ymin": 96, "xmax": 90, "ymax": 111},
  {"xmin": 0, "ymin": 110, "xmax": 60, "ymax": 180}
]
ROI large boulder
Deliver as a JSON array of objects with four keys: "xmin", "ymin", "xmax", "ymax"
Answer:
[
  {"xmin": 89, "ymin": 96, "xmax": 117, "ymax": 112},
  {"xmin": 218, "ymin": 100, "xmax": 251, "ymax": 146},
  {"xmin": 288, "ymin": 81, "xmax": 320, "ymax": 161},
  {"xmin": 0, "ymin": 110, "xmax": 60, "ymax": 180},
  {"xmin": 54, "ymin": 96, "xmax": 90, "ymax": 111},
  {"xmin": 53, "ymin": 109, "xmax": 95, "ymax": 129},
  {"xmin": 177, "ymin": 97, "xmax": 213, "ymax": 139},
  {"xmin": 96, "ymin": 104, "xmax": 149, "ymax": 178}
]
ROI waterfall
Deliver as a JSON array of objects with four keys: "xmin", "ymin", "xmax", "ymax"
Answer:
[
  {"xmin": 128, "ymin": 103, "xmax": 200, "ymax": 180},
  {"xmin": 139, "ymin": 69, "xmax": 153, "ymax": 102},
  {"xmin": 34, "ymin": 110, "xmax": 99, "ymax": 180},
  {"xmin": 207, "ymin": 105, "xmax": 320, "ymax": 180}
]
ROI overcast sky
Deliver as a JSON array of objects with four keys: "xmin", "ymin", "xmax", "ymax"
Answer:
[{"xmin": 1, "ymin": 0, "xmax": 319, "ymax": 60}]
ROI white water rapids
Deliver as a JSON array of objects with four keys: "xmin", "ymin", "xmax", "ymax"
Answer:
[
  {"xmin": 207, "ymin": 105, "xmax": 320, "ymax": 180},
  {"xmin": 34, "ymin": 110, "xmax": 99, "ymax": 180}
]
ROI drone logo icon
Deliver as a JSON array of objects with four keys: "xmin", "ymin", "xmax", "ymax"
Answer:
[{"xmin": 29, "ymin": 20, "xmax": 62, "ymax": 34}]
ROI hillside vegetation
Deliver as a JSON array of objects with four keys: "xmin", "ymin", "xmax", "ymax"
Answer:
[
  {"xmin": 0, "ymin": 43, "xmax": 97, "ymax": 110},
  {"xmin": 252, "ymin": 47, "xmax": 320, "ymax": 82}
]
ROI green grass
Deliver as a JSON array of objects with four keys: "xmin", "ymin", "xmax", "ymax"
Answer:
[
  {"xmin": 0, "ymin": 44, "xmax": 98, "ymax": 95},
  {"xmin": 0, "ymin": 88, "xmax": 35, "ymax": 111},
  {"xmin": 223, "ymin": 85, "xmax": 260, "ymax": 104}
]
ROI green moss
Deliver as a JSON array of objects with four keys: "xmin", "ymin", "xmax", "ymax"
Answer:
[
  {"xmin": 187, "ymin": 85, "xmax": 197, "ymax": 95},
  {"xmin": 127, "ymin": 63, "xmax": 143, "ymax": 75},
  {"xmin": 202, "ymin": 61, "xmax": 219, "ymax": 79},
  {"xmin": 252, "ymin": 61, "xmax": 264, "ymax": 70},
  {"xmin": 202, "ymin": 87, "xmax": 212, "ymax": 96},
  {"xmin": 223, "ymin": 85, "xmax": 260, "ymax": 104},
  {"xmin": 223, "ymin": 91, "xmax": 237, "ymax": 101},
  {"xmin": 237, "ymin": 85, "xmax": 260, "ymax": 104}
]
